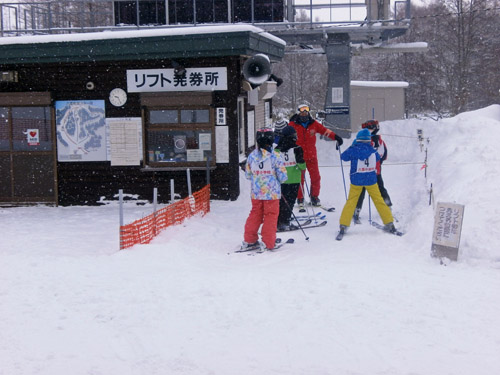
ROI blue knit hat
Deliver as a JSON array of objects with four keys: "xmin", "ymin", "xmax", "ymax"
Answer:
[{"xmin": 356, "ymin": 129, "xmax": 372, "ymax": 142}]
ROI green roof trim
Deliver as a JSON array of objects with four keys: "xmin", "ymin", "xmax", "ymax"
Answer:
[{"xmin": 0, "ymin": 27, "xmax": 285, "ymax": 65}]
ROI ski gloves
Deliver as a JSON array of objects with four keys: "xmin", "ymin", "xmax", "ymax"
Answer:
[{"xmin": 334, "ymin": 134, "xmax": 344, "ymax": 150}]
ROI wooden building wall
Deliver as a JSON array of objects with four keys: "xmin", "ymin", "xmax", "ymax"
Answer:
[{"xmin": 0, "ymin": 56, "xmax": 245, "ymax": 205}]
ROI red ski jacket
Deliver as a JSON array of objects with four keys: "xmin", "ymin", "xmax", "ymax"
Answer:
[
  {"xmin": 371, "ymin": 134, "xmax": 387, "ymax": 174},
  {"xmin": 288, "ymin": 116, "xmax": 338, "ymax": 161}
]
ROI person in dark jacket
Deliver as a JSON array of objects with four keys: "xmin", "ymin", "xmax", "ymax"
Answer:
[
  {"xmin": 353, "ymin": 119, "xmax": 392, "ymax": 223},
  {"xmin": 275, "ymin": 126, "xmax": 306, "ymax": 231},
  {"xmin": 288, "ymin": 104, "xmax": 343, "ymax": 207},
  {"xmin": 273, "ymin": 117, "xmax": 288, "ymax": 145},
  {"xmin": 338, "ymin": 129, "xmax": 397, "ymax": 236}
]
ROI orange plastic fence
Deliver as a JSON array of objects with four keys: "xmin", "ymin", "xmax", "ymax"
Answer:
[{"xmin": 119, "ymin": 185, "xmax": 211, "ymax": 250}]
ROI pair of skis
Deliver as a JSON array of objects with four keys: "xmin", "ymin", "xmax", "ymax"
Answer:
[
  {"xmin": 336, "ymin": 221, "xmax": 404, "ymax": 241},
  {"xmin": 295, "ymin": 212, "xmax": 326, "ymax": 221},
  {"xmin": 280, "ymin": 211, "xmax": 329, "ymax": 232},
  {"xmin": 289, "ymin": 204, "xmax": 333, "ymax": 232},
  {"xmin": 298, "ymin": 202, "xmax": 335, "ymax": 213},
  {"xmin": 277, "ymin": 220, "xmax": 327, "ymax": 232},
  {"xmin": 234, "ymin": 238, "xmax": 295, "ymax": 254}
]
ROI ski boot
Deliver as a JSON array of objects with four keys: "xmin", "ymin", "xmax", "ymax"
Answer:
[
  {"xmin": 383, "ymin": 222, "xmax": 397, "ymax": 234},
  {"xmin": 240, "ymin": 241, "xmax": 260, "ymax": 251},
  {"xmin": 297, "ymin": 198, "xmax": 305, "ymax": 212},
  {"xmin": 311, "ymin": 196, "xmax": 321, "ymax": 207},
  {"xmin": 336, "ymin": 225, "xmax": 347, "ymax": 241}
]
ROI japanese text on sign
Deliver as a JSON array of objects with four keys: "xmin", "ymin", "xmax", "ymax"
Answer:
[
  {"xmin": 432, "ymin": 202, "xmax": 464, "ymax": 248},
  {"xmin": 127, "ymin": 68, "xmax": 228, "ymax": 92},
  {"xmin": 216, "ymin": 108, "xmax": 226, "ymax": 125}
]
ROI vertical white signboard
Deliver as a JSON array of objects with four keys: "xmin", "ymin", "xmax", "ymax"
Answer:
[{"xmin": 431, "ymin": 202, "xmax": 465, "ymax": 262}]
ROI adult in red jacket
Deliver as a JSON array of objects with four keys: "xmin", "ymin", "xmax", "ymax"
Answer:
[{"xmin": 288, "ymin": 104, "xmax": 343, "ymax": 206}]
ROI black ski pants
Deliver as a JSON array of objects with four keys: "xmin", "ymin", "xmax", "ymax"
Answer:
[{"xmin": 278, "ymin": 183, "xmax": 300, "ymax": 225}]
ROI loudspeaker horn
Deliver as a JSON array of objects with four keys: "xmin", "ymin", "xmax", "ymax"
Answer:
[{"xmin": 243, "ymin": 54, "xmax": 272, "ymax": 87}]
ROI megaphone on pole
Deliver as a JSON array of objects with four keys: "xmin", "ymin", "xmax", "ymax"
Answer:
[{"xmin": 242, "ymin": 54, "xmax": 272, "ymax": 87}]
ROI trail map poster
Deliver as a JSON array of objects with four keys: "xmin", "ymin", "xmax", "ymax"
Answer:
[{"xmin": 56, "ymin": 100, "xmax": 107, "ymax": 162}]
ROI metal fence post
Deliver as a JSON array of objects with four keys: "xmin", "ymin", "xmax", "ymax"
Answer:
[
  {"xmin": 186, "ymin": 168, "xmax": 192, "ymax": 196},
  {"xmin": 170, "ymin": 179, "xmax": 175, "ymax": 203}
]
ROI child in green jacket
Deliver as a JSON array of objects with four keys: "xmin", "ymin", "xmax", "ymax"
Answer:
[{"xmin": 276, "ymin": 126, "xmax": 307, "ymax": 231}]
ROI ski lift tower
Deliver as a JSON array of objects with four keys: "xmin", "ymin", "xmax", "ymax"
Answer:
[{"xmin": 262, "ymin": 0, "xmax": 422, "ymax": 137}]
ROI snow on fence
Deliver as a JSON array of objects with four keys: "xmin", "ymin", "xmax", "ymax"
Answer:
[{"xmin": 119, "ymin": 184, "xmax": 210, "ymax": 250}]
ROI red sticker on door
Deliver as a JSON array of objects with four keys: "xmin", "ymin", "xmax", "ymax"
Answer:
[{"xmin": 27, "ymin": 129, "xmax": 40, "ymax": 146}]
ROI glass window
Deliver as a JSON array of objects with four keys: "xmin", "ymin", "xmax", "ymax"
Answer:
[
  {"xmin": 150, "ymin": 110, "xmax": 178, "ymax": 124},
  {"xmin": 0, "ymin": 107, "xmax": 8, "ymax": 151},
  {"xmin": 147, "ymin": 130, "xmax": 212, "ymax": 163},
  {"xmin": 114, "ymin": 0, "xmax": 166, "ymax": 26},
  {"xmin": 146, "ymin": 106, "xmax": 213, "ymax": 166},
  {"xmin": 12, "ymin": 107, "xmax": 52, "ymax": 151},
  {"xmin": 180, "ymin": 109, "xmax": 209, "ymax": 123}
]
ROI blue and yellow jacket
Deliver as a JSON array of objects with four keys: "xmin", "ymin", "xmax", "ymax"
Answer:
[{"xmin": 341, "ymin": 141, "xmax": 380, "ymax": 186}]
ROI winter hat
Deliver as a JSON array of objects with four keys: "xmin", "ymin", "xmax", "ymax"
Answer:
[
  {"xmin": 356, "ymin": 129, "xmax": 372, "ymax": 143},
  {"xmin": 274, "ymin": 119, "xmax": 288, "ymax": 135},
  {"xmin": 281, "ymin": 125, "xmax": 297, "ymax": 138}
]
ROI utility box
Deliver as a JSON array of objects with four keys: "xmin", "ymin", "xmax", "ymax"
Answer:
[{"xmin": 350, "ymin": 81, "xmax": 408, "ymax": 127}]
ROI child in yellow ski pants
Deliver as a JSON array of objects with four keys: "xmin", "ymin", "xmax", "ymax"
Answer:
[{"xmin": 339, "ymin": 183, "xmax": 393, "ymax": 227}]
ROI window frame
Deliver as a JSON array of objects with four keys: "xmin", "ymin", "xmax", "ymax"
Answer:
[{"xmin": 144, "ymin": 105, "xmax": 215, "ymax": 168}]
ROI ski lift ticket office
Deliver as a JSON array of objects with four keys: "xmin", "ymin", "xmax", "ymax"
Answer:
[{"xmin": 0, "ymin": 26, "xmax": 285, "ymax": 206}]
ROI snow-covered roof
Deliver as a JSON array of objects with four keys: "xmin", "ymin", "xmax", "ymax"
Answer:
[
  {"xmin": 0, "ymin": 25, "xmax": 286, "ymax": 65},
  {"xmin": 0, "ymin": 24, "xmax": 286, "ymax": 47}
]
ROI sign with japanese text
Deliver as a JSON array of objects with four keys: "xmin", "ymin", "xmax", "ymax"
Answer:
[
  {"xmin": 106, "ymin": 117, "xmax": 142, "ymax": 166},
  {"xmin": 126, "ymin": 67, "xmax": 227, "ymax": 93},
  {"xmin": 216, "ymin": 108, "xmax": 226, "ymax": 125},
  {"xmin": 431, "ymin": 202, "xmax": 465, "ymax": 261},
  {"xmin": 331, "ymin": 87, "xmax": 344, "ymax": 103}
]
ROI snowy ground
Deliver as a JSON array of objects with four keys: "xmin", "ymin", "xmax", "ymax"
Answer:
[{"xmin": 1, "ymin": 106, "xmax": 500, "ymax": 375}]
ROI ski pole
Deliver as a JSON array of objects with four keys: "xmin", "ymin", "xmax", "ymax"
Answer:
[
  {"xmin": 282, "ymin": 195, "xmax": 309, "ymax": 241},
  {"xmin": 300, "ymin": 180, "xmax": 318, "ymax": 224},
  {"xmin": 368, "ymin": 195, "xmax": 372, "ymax": 224},
  {"xmin": 303, "ymin": 177, "xmax": 317, "ymax": 218},
  {"xmin": 338, "ymin": 145, "xmax": 348, "ymax": 201},
  {"xmin": 299, "ymin": 181, "xmax": 317, "ymax": 224}
]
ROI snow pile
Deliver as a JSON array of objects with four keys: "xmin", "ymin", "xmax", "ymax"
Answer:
[{"xmin": 1, "ymin": 106, "xmax": 500, "ymax": 374}]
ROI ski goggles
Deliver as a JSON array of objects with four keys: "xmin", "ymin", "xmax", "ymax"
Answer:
[
  {"xmin": 298, "ymin": 106, "xmax": 310, "ymax": 113},
  {"xmin": 362, "ymin": 120, "xmax": 379, "ymax": 129}
]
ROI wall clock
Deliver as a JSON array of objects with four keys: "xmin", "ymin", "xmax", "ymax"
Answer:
[{"xmin": 109, "ymin": 88, "xmax": 127, "ymax": 107}]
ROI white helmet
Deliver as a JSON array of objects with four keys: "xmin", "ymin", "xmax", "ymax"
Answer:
[{"xmin": 297, "ymin": 103, "xmax": 310, "ymax": 113}]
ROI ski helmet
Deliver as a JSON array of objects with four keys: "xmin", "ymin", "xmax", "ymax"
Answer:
[
  {"xmin": 297, "ymin": 103, "xmax": 310, "ymax": 113},
  {"xmin": 256, "ymin": 128, "xmax": 275, "ymax": 149},
  {"xmin": 362, "ymin": 119, "xmax": 379, "ymax": 131}
]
